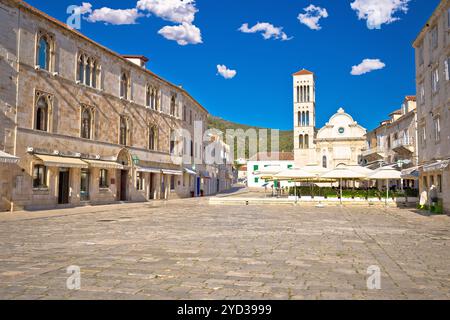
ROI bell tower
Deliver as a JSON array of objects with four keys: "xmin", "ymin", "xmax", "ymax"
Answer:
[{"xmin": 293, "ymin": 69, "xmax": 316, "ymax": 167}]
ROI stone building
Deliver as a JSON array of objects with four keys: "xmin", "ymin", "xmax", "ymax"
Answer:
[
  {"xmin": 0, "ymin": 0, "xmax": 225, "ymax": 211},
  {"xmin": 413, "ymin": 0, "xmax": 450, "ymax": 213},
  {"xmin": 362, "ymin": 96, "xmax": 419, "ymax": 188},
  {"xmin": 293, "ymin": 69, "xmax": 367, "ymax": 169}
]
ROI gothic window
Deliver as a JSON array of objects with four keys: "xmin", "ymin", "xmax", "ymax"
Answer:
[
  {"xmin": 322, "ymin": 156, "xmax": 327, "ymax": 169},
  {"xmin": 146, "ymin": 85, "xmax": 151, "ymax": 107},
  {"xmin": 119, "ymin": 116, "xmax": 129, "ymax": 146},
  {"xmin": 35, "ymin": 95, "xmax": 49, "ymax": 131},
  {"xmin": 305, "ymin": 134, "xmax": 309, "ymax": 148},
  {"xmin": 38, "ymin": 35, "xmax": 50, "ymax": 71},
  {"xmin": 78, "ymin": 54, "xmax": 85, "ymax": 83},
  {"xmin": 299, "ymin": 135, "xmax": 304, "ymax": 149},
  {"xmin": 298, "ymin": 111, "xmax": 301, "ymax": 126},
  {"xmin": 120, "ymin": 72, "xmax": 130, "ymax": 99},
  {"xmin": 81, "ymin": 106, "xmax": 93, "ymax": 139},
  {"xmin": 306, "ymin": 111, "xmax": 310, "ymax": 126},
  {"xmin": 149, "ymin": 126, "xmax": 158, "ymax": 151},
  {"xmin": 170, "ymin": 95, "xmax": 176, "ymax": 116}
]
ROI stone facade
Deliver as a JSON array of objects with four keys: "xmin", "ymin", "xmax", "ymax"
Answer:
[
  {"xmin": 362, "ymin": 96, "xmax": 419, "ymax": 189},
  {"xmin": 0, "ymin": 0, "xmax": 227, "ymax": 211},
  {"xmin": 293, "ymin": 70, "xmax": 367, "ymax": 169},
  {"xmin": 413, "ymin": 0, "xmax": 450, "ymax": 214}
]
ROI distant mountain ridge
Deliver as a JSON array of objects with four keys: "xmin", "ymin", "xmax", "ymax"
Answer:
[{"xmin": 207, "ymin": 115, "xmax": 294, "ymax": 159}]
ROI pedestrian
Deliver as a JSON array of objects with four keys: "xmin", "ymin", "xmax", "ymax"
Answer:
[{"xmin": 429, "ymin": 185, "xmax": 438, "ymax": 205}]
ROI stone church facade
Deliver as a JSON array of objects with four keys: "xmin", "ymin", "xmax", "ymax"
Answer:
[
  {"xmin": 293, "ymin": 69, "xmax": 367, "ymax": 168},
  {"xmin": 0, "ymin": 0, "xmax": 222, "ymax": 211}
]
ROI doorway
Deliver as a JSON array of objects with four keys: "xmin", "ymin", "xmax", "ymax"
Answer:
[
  {"xmin": 58, "ymin": 169, "xmax": 70, "ymax": 204},
  {"xmin": 120, "ymin": 170, "xmax": 128, "ymax": 201},
  {"xmin": 149, "ymin": 173, "xmax": 155, "ymax": 200},
  {"xmin": 80, "ymin": 169, "xmax": 90, "ymax": 201}
]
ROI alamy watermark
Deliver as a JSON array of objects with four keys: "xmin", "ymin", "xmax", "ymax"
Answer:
[
  {"xmin": 366, "ymin": 265, "xmax": 381, "ymax": 290},
  {"xmin": 66, "ymin": 265, "xmax": 81, "ymax": 290}
]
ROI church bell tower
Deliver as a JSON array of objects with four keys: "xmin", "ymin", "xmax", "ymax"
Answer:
[{"xmin": 293, "ymin": 69, "xmax": 316, "ymax": 167}]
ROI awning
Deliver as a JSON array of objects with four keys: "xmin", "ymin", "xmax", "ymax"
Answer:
[
  {"xmin": 162, "ymin": 169, "xmax": 183, "ymax": 176},
  {"xmin": 423, "ymin": 160, "xmax": 450, "ymax": 173},
  {"xmin": 0, "ymin": 151, "xmax": 19, "ymax": 164},
  {"xmin": 184, "ymin": 168, "xmax": 197, "ymax": 175},
  {"xmin": 136, "ymin": 166, "xmax": 161, "ymax": 173},
  {"xmin": 84, "ymin": 159, "xmax": 124, "ymax": 170},
  {"xmin": 35, "ymin": 154, "xmax": 88, "ymax": 168},
  {"xmin": 401, "ymin": 166, "xmax": 420, "ymax": 179},
  {"xmin": 200, "ymin": 171, "xmax": 211, "ymax": 179}
]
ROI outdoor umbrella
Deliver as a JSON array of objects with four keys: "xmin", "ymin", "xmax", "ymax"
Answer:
[
  {"xmin": 369, "ymin": 167, "xmax": 402, "ymax": 206},
  {"xmin": 273, "ymin": 168, "xmax": 315, "ymax": 180},
  {"xmin": 320, "ymin": 167, "xmax": 367, "ymax": 204},
  {"xmin": 273, "ymin": 169, "xmax": 316, "ymax": 201}
]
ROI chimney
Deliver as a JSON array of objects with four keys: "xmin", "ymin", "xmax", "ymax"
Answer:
[{"xmin": 122, "ymin": 55, "xmax": 149, "ymax": 69}]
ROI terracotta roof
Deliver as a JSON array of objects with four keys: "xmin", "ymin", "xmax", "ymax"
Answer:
[
  {"xmin": 249, "ymin": 152, "xmax": 294, "ymax": 161},
  {"xmin": 239, "ymin": 166, "xmax": 247, "ymax": 171},
  {"xmin": 13, "ymin": 0, "xmax": 208, "ymax": 114},
  {"xmin": 293, "ymin": 69, "xmax": 314, "ymax": 76},
  {"xmin": 122, "ymin": 55, "xmax": 149, "ymax": 62},
  {"xmin": 405, "ymin": 95, "xmax": 416, "ymax": 102},
  {"xmin": 389, "ymin": 109, "xmax": 402, "ymax": 116}
]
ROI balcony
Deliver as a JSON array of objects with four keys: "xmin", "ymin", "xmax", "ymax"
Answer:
[
  {"xmin": 361, "ymin": 146, "xmax": 386, "ymax": 161},
  {"xmin": 392, "ymin": 138, "xmax": 415, "ymax": 154}
]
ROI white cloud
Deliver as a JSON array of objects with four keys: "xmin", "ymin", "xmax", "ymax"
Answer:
[
  {"xmin": 137, "ymin": 0, "xmax": 197, "ymax": 24},
  {"xmin": 298, "ymin": 4, "xmax": 328, "ymax": 30},
  {"xmin": 217, "ymin": 65, "xmax": 237, "ymax": 79},
  {"xmin": 351, "ymin": 59, "xmax": 386, "ymax": 75},
  {"xmin": 158, "ymin": 22, "xmax": 202, "ymax": 45},
  {"xmin": 87, "ymin": 7, "xmax": 143, "ymax": 25},
  {"xmin": 239, "ymin": 22, "xmax": 292, "ymax": 41},
  {"xmin": 350, "ymin": 0, "xmax": 410, "ymax": 29},
  {"xmin": 74, "ymin": 2, "xmax": 92, "ymax": 15}
]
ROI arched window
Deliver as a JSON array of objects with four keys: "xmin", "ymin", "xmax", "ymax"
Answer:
[
  {"xmin": 149, "ymin": 126, "xmax": 157, "ymax": 151},
  {"xmin": 38, "ymin": 36, "xmax": 50, "ymax": 70},
  {"xmin": 322, "ymin": 155, "xmax": 327, "ymax": 168},
  {"xmin": 296, "ymin": 86, "xmax": 300, "ymax": 103},
  {"xmin": 120, "ymin": 73, "xmax": 129, "ymax": 99},
  {"xmin": 301, "ymin": 112, "xmax": 306, "ymax": 126},
  {"xmin": 146, "ymin": 85, "xmax": 151, "ymax": 107},
  {"xmin": 170, "ymin": 95, "xmax": 176, "ymax": 116},
  {"xmin": 86, "ymin": 58, "xmax": 92, "ymax": 87},
  {"xmin": 305, "ymin": 134, "xmax": 309, "ymax": 148},
  {"xmin": 306, "ymin": 111, "xmax": 310, "ymax": 126},
  {"xmin": 92, "ymin": 60, "xmax": 98, "ymax": 88},
  {"xmin": 298, "ymin": 111, "xmax": 301, "ymax": 126},
  {"xmin": 151, "ymin": 88, "xmax": 158, "ymax": 110},
  {"xmin": 78, "ymin": 54, "xmax": 85, "ymax": 83},
  {"xmin": 35, "ymin": 96, "xmax": 48, "ymax": 131},
  {"xmin": 119, "ymin": 116, "xmax": 129, "ymax": 146},
  {"xmin": 299, "ymin": 135, "xmax": 304, "ymax": 149},
  {"xmin": 81, "ymin": 107, "xmax": 92, "ymax": 139}
]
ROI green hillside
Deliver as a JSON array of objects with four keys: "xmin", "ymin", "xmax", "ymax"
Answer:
[{"xmin": 207, "ymin": 115, "xmax": 294, "ymax": 159}]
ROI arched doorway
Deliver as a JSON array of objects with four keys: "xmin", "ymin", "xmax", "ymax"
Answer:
[{"xmin": 117, "ymin": 149, "xmax": 131, "ymax": 201}]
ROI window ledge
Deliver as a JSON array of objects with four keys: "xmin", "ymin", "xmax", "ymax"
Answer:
[{"xmin": 99, "ymin": 188, "xmax": 110, "ymax": 192}]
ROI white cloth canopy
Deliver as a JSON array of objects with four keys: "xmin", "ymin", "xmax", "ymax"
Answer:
[
  {"xmin": 321, "ymin": 167, "xmax": 367, "ymax": 179},
  {"xmin": 301, "ymin": 165, "xmax": 329, "ymax": 175},
  {"xmin": 369, "ymin": 168, "xmax": 402, "ymax": 180},
  {"xmin": 273, "ymin": 168, "xmax": 315, "ymax": 180}
]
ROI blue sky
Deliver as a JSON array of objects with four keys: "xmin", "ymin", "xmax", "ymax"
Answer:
[{"xmin": 26, "ymin": 0, "xmax": 440, "ymax": 130}]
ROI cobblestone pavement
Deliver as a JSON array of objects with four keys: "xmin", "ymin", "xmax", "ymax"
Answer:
[{"xmin": 0, "ymin": 199, "xmax": 449, "ymax": 300}]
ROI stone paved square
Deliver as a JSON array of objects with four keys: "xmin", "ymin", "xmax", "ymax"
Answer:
[{"xmin": 0, "ymin": 199, "xmax": 449, "ymax": 300}]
